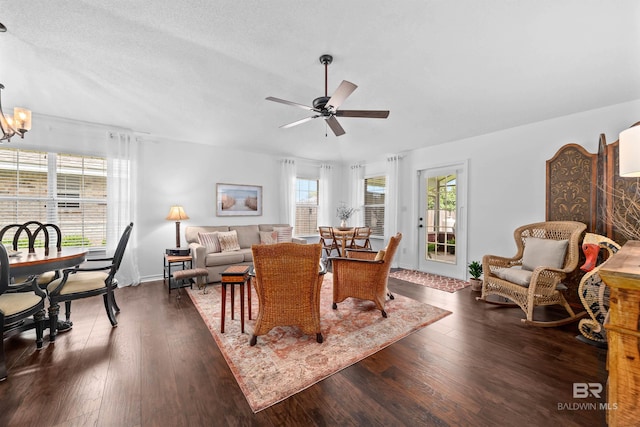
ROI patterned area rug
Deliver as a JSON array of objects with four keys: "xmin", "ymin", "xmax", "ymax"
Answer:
[
  {"xmin": 389, "ymin": 269, "xmax": 470, "ymax": 293},
  {"xmin": 187, "ymin": 273, "xmax": 450, "ymax": 413}
]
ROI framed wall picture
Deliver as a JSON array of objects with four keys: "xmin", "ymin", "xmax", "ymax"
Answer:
[{"xmin": 216, "ymin": 183, "xmax": 263, "ymax": 216}]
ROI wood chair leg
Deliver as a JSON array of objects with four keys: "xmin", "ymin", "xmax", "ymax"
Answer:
[{"xmin": 103, "ymin": 294, "xmax": 118, "ymax": 327}]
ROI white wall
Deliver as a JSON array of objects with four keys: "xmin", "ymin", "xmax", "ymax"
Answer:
[
  {"xmin": 395, "ymin": 99, "xmax": 640, "ymax": 276},
  {"xmin": 135, "ymin": 142, "xmax": 345, "ymax": 281},
  {"xmin": 14, "ymin": 99, "xmax": 640, "ymax": 282}
]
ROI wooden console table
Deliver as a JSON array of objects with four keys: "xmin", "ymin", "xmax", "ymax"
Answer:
[{"xmin": 598, "ymin": 240, "xmax": 640, "ymax": 427}]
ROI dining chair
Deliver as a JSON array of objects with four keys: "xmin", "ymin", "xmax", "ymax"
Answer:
[
  {"xmin": 47, "ymin": 222, "xmax": 133, "ymax": 341},
  {"xmin": 249, "ymin": 242, "xmax": 326, "ymax": 346},
  {"xmin": 0, "ymin": 244, "xmax": 47, "ymax": 381},
  {"xmin": 349, "ymin": 226, "xmax": 372, "ymax": 250},
  {"xmin": 331, "ymin": 233, "xmax": 402, "ymax": 318},
  {"xmin": 318, "ymin": 226, "xmax": 341, "ymax": 258},
  {"xmin": 0, "ymin": 221, "xmax": 63, "ymax": 287}
]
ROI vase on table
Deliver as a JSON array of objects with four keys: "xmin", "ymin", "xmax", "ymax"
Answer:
[{"xmin": 340, "ymin": 219, "xmax": 347, "ymax": 228}]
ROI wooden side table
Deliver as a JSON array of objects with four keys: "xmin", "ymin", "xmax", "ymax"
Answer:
[
  {"xmin": 220, "ymin": 265, "xmax": 251, "ymax": 333},
  {"xmin": 163, "ymin": 253, "xmax": 193, "ymax": 294},
  {"xmin": 598, "ymin": 240, "xmax": 640, "ymax": 426}
]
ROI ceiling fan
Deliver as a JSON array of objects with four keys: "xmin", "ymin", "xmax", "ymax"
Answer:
[{"xmin": 266, "ymin": 54, "xmax": 390, "ymax": 136}]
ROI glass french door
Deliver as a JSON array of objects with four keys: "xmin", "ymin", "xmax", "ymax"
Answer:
[{"xmin": 418, "ymin": 163, "xmax": 467, "ymax": 279}]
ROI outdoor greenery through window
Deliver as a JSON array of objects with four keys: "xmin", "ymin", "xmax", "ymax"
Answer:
[
  {"xmin": 0, "ymin": 147, "xmax": 107, "ymax": 249},
  {"xmin": 364, "ymin": 176, "xmax": 385, "ymax": 236},
  {"xmin": 426, "ymin": 173, "xmax": 456, "ymax": 263},
  {"xmin": 295, "ymin": 178, "xmax": 318, "ymax": 236}
]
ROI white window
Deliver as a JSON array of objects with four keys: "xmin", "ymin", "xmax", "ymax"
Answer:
[
  {"xmin": 0, "ymin": 147, "xmax": 107, "ymax": 249},
  {"xmin": 364, "ymin": 176, "xmax": 385, "ymax": 236},
  {"xmin": 295, "ymin": 178, "xmax": 318, "ymax": 236}
]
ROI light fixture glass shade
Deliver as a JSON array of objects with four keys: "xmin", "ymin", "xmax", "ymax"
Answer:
[
  {"xmin": 166, "ymin": 205, "xmax": 190, "ymax": 221},
  {"xmin": 619, "ymin": 126, "xmax": 640, "ymax": 177},
  {"xmin": 13, "ymin": 107, "xmax": 31, "ymax": 132}
]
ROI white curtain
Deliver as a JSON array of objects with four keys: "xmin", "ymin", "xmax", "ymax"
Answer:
[
  {"xmin": 350, "ymin": 164, "xmax": 364, "ymax": 227},
  {"xmin": 280, "ymin": 159, "xmax": 297, "ymax": 226},
  {"xmin": 318, "ymin": 164, "xmax": 333, "ymax": 227},
  {"xmin": 107, "ymin": 131, "xmax": 140, "ymax": 287},
  {"xmin": 384, "ymin": 155, "xmax": 401, "ymax": 242}
]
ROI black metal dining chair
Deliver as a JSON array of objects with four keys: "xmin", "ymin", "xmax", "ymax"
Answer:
[
  {"xmin": 47, "ymin": 223, "xmax": 133, "ymax": 341},
  {"xmin": 0, "ymin": 221, "xmax": 63, "ymax": 287},
  {"xmin": 0, "ymin": 244, "xmax": 47, "ymax": 381}
]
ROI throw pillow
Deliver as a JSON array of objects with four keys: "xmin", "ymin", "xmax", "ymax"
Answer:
[
  {"xmin": 198, "ymin": 232, "xmax": 221, "ymax": 254},
  {"xmin": 259, "ymin": 231, "xmax": 278, "ymax": 244},
  {"xmin": 273, "ymin": 226, "xmax": 293, "ymax": 243},
  {"xmin": 218, "ymin": 230, "xmax": 241, "ymax": 252},
  {"xmin": 521, "ymin": 237, "xmax": 569, "ymax": 271},
  {"xmin": 374, "ymin": 250, "xmax": 386, "ymax": 261},
  {"xmin": 493, "ymin": 267, "xmax": 533, "ymax": 287}
]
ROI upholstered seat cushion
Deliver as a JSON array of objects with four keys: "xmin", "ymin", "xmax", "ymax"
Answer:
[
  {"xmin": 205, "ymin": 251, "xmax": 245, "ymax": 266},
  {"xmin": 0, "ymin": 293, "xmax": 43, "ymax": 316},
  {"xmin": 493, "ymin": 267, "xmax": 533, "ymax": 286},
  {"xmin": 47, "ymin": 271, "xmax": 109, "ymax": 295}
]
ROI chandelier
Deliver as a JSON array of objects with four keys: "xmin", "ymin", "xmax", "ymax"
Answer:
[{"xmin": 0, "ymin": 83, "xmax": 31, "ymax": 142}]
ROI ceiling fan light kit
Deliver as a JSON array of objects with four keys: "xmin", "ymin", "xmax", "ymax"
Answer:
[{"xmin": 266, "ymin": 54, "xmax": 389, "ymax": 136}]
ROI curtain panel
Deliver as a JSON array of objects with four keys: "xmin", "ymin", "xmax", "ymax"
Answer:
[
  {"xmin": 318, "ymin": 164, "xmax": 333, "ymax": 227},
  {"xmin": 350, "ymin": 164, "xmax": 364, "ymax": 227},
  {"xmin": 107, "ymin": 131, "xmax": 140, "ymax": 286},
  {"xmin": 280, "ymin": 159, "xmax": 297, "ymax": 226}
]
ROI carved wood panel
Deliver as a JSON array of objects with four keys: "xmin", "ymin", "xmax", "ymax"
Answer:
[
  {"xmin": 546, "ymin": 143, "xmax": 598, "ymax": 231},
  {"xmin": 546, "ymin": 143, "xmax": 597, "ymax": 306}
]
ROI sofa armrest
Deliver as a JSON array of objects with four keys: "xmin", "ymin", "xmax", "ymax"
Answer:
[
  {"xmin": 189, "ymin": 242, "xmax": 206, "ymax": 269},
  {"xmin": 292, "ymin": 237, "xmax": 307, "ymax": 244}
]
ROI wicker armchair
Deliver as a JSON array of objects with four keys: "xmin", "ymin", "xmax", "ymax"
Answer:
[
  {"xmin": 477, "ymin": 221, "xmax": 587, "ymax": 327},
  {"xmin": 249, "ymin": 242, "xmax": 326, "ymax": 346},
  {"xmin": 331, "ymin": 232, "xmax": 402, "ymax": 318}
]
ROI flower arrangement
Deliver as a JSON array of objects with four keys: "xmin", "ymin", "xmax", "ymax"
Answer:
[{"xmin": 336, "ymin": 203, "xmax": 357, "ymax": 221}]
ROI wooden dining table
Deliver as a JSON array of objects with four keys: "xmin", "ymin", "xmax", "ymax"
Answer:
[
  {"xmin": 332, "ymin": 227, "xmax": 355, "ymax": 256},
  {"xmin": 8, "ymin": 247, "xmax": 88, "ymax": 279}
]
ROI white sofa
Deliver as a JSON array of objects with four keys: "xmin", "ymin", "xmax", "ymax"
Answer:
[{"xmin": 185, "ymin": 224, "xmax": 305, "ymax": 283}]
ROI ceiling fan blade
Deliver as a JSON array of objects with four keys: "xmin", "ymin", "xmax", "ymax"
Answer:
[
  {"xmin": 326, "ymin": 80, "xmax": 357, "ymax": 111},
  {"xmin": 280, "ymin": 115, "xmax": 320, "ymax": 129},
  {"xmin": 266, "ymin": 96, "xmax": 316, "ymax": 112},
  {"xmin": 325, "ymin": 116, "xmax": 346, "ymax": 136},
  {"xmin": 336, "ymin": 110, "xmax": 390, "ymax": 119}
]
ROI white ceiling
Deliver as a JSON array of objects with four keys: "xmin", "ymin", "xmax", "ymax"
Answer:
[{"xmin": 1, "ymin": 1, "xmax": 639, "ymax": 163}]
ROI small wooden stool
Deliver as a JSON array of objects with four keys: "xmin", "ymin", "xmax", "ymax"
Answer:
[
  {"xmin": 220, "ymin": 265, "xmax": 251, "ymax": 333},
  {"xmin": 172, "ymin": 268, "xmax": 209, "ymax": 295}
]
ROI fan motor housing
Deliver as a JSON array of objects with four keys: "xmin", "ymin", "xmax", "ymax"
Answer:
[{"xmin": 313, "ymin": 96, "xmax": 330, "ymax": 110}]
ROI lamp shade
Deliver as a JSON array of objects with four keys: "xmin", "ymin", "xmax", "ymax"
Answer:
[
  {"xmin": 166, "ymin": 205, "xmax": 189, "ymax": 221},
  {"xmin": 619, "ymin": 125, "xmax": 640, "ymax": 177},
  {"xmin": 13, "ymin": 107, "xmax": 31, "ymax": 132}
]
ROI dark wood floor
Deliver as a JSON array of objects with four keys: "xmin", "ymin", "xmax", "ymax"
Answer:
[{"xmin": 1, "ymin": 277, "xmax": 608, "ymax": 426}]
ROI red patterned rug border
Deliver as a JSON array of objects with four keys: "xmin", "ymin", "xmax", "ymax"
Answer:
[{"xmin": 389, "ymin": 269, "xmax": 470, "ymax": 293}]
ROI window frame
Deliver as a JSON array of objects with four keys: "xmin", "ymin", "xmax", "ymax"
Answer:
[
  {"xmin": 0, "ymin": 147, "xmax": 108, "ymax": 250},
  {"xmin": 364, "ymin": 175, "xmax": 386, "ymax": 238},
  {"xmin": 294, "ymin": 176, "xmax": 319, "ymax": 237}
]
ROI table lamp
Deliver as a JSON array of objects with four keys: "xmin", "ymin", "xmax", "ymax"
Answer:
[
  {"xmin": 619, "ymin": 125, "xmax": 640, "ymax": 177},
  {"xmin": 166, "ymin": 205, "xmax": 189, "ymax": 248}
]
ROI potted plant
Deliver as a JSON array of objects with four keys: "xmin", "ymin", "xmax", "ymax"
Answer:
[
  {"xmin": 336, "ymin": 202, "xmax": 357, "ymax": 228},
  {"xmin": 468, "ymin": 260, "xmax": 483, "ymax": 291}
]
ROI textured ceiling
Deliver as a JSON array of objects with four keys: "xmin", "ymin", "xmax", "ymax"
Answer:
[{"xmin": 1, "ymin": 1, "xmax": 639, "ymax": 162}]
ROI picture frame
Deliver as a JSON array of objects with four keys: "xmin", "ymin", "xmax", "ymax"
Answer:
[{"xmin": 216, "ymin": 183, "xmax": 263, "ymax": 216}]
